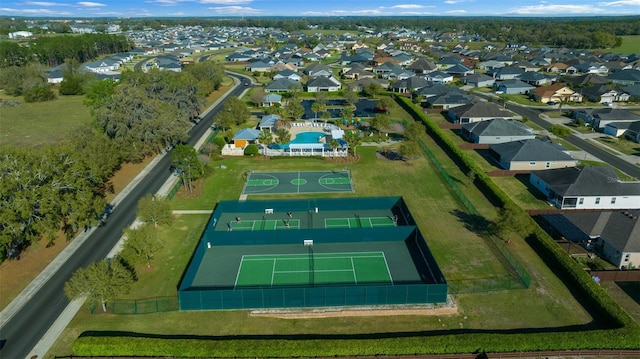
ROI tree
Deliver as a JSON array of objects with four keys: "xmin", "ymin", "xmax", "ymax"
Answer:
[
  {"xmin": 399, "ymin": 140, "xmax": 421, "ymax": 161},
  {"xmin": 311, "ymin": 101, "xmax": 324, "ymax": 120},
  {"xmin": 171, "ymin": 144, "xmax": 204, "ymax": 194},
  {"xmin": 137, "ymin": 194, "xmax": 173, "ymax": 228},
  {"xmin": 341, "ymin": 106, "xmax": 354, "ymax": 120},
  {"xmin": 275, "ymin": 128, "xmax": 291, "ymax": 147},
  {"xmin": 284, "ymin": 100, "xmax": 305, "ymax": 120},
  {"xmin": 328, "ymin": 138, "xmax": 340, "ymax": 156},
  {"xmin": 223, "ymin": 96, "xmax": 250, "ymax": 125},
  {"xmin": 490, "ymin": 204, "xmax": 534, "ymax": 245},
  {"xmin": 370, "ymin": 113, "xmax": 391, "ymax": 135},
  {"xmin": 404, "ymin": 121, "xmax": 425, "ymax": 141},
  {"xmin": 375, "ymin": 96, "xmax": 394, "ymax": 113},
  {"xmin": 64, "ymin": 258, "xmax": 134, "ymax": 312},
  {"xmin": 342, "ymin": 130, "xmax": 362, "ymax": 157},
  {"xmin": 214, "ymin": 111, "xmax": 235, "ymax": 132},
  {"xmin": 84, "ymin": 78, "xmax": 117, "ymax": 111},
  {"xmin": 120, "ymin": 223, "xmax": 163, "ymax": 268},
  {"xmin": 343, "ymin": 88, "xmax": 358, "ymax": 107},
  {"xmin": 258, "ymin": 129, "xmax": 273, "ymax": 156},
  {"xmin": 251, "ymin": 88, "xmax": 266, "ymax": 107},
  {"xmin": 23, "ymin": 85, "xmax": 56, "ymax": 103},
  {"xmin": 364, "ymin": 82, "xmax": 381, "ymax": 98}
]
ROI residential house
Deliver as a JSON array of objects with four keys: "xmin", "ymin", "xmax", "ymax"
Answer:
[
  {"xmin": 574, "ymin": 62, "xmax": 609, "ymax": 75},
  {"xmin": 424, "ymin": 92, "xmax": 475, "ymax": 110},
  {"xmin": 261, "ymin": 94, "xmax": 283, "ymax": 107},
  {"xmin": 46, "ymin": 65, "xmax": 66, "ymax": 84},
  {"xmin": 489, "ymin": 139, "xmax": 577, "ymax": 171},
  {"xmin": 542, "ymin": 62, "xmax": 570, "ymax": 74},
  {"xmin": 306, "ymin": 76, "xmax": 341, "ymax": 92},
  {"xmin": 563, "ymin": 73, "xmax": 608, "ymax": 87},
  {"xmin": 461, "ymin": 73, "xmax": 495, "ymax": 88},
  {"xmin": 494, "ymin": 79, "xmax": 535, "ymax": 95},
  {"xmin": 372, "ymin": 62, "xmax": 404, "ymax": 78},
  {"xmin": 264, "ymin": 78, "xmax": 302, "ymax": 93},
  {"xmin": 346, "ymin": 78, "xmax": 390, "ymax": 92},
  {"xmin": 245, "ymin": 61, "xmax": 273, "ymax": 72},
  {"xmin": 488, "ymin": 66, "xmax": 525, "ymax": 80},
  {"xmin": 304, "ymin": 63, "xmax": 333, "ymax": 78},
  {"xmin": 407, "ymin": 58, "xmax": 437, "ymax": 75},
  {"xmin": 608, "ymin": 69, "xmax": 640, "ymax": 86},
  {"xmin": 604, "ymin": 121, "xmax": 640, "ymax": 142},
  {"xmin": 446, "ymin": 102, "xmax": 517, "ymax": 124},
  {"xmin": 572, "ymin": 108, "xmax": 640, "ymax": 129},
  {"xmin": 531, "ymin": 83, "xmax": 582, "ymax": 103},
  {"xmin": 82, "ymin": 58, "xmax": 120, "ymax": 73},
  {"xmin": 445, "ymin": 63, "xmax": 474, "ymax": 77},
  {"xmin": 542, "ymin": 210, "xmax": 640, "ymax": 269},
  {"xmin": 390, "ymin": 76, "xmax": 430, "ymax": 93},
  {"xmin": 273, "ymin": 69, "xmax": 302, "ymax": 82},
  {"xmin": 581, "ymin": 85, "xmax": 630, "ymax": 104},
  {"xmin": 461, "ymin": 118, "xmax": 536, "ymax": 144},
  {"xmin": 529, "ymin": 166, "xmax": 640, "ymax": 210},
  {"xmin": 425, "ymin": 71, "xmax": 454, "ymax": 84},
  {"xmin": 436, "ymin": 56, "xmax": 462, "ymax": 70},
  {"xmin": 517, "ymin": 71, "xmax": 555, "ymax": 86}
]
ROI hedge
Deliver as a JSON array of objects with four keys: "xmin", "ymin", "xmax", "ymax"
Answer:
[{"xmin": 72, "ymin": 96, "xmax": 640, "ymax": 357}]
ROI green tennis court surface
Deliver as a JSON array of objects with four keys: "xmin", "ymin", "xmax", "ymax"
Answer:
[
  {"xmin": 235, "ymin": 252, "xmax": 393, "ymax": 287},
  {"xmin": 243, "ymin": 171, "xmax": 354, "ymax": 195},
  {"xmin": 325, "ymin": 216, "xmax": 396, "ymax": 229},
  {"xmin": 230, "ymin": 219, "xmax": 300, "ymax": 231}
]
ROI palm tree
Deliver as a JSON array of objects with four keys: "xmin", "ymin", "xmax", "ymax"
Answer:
[
  {"xmin": 275, "ymin": 128, "xmax": 291, "ymax": 149},
  {"xmin": 275, "ymin": 118, "xmax": 291, "ymax": 129},
  {"xmin": 343, "ymin": 130, "xmax": 362, "ymax": 157},
  {"xmin": 328, "ymin": 138, "xmax": 340, "ymax": 157},
  {"xmin": 258, "ymin": 129, "xmax": 272, "ymax": 156}
]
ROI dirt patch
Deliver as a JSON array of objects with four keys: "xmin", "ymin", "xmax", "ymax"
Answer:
[
  {"xmin": 376, "ymin": 150, "xmax": 404, "ymax": 161},
  {"xmin": 175, "ymin": 178, "xmax": 205, "ymax": 199},
  {"xmin": 250, "ymin": 303, "xmax": 457, "ymax": 319}
]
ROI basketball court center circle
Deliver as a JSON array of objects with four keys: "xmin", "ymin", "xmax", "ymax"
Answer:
[{"xmin": 291, "ymin": 179, "xmax": 307, "ymax": 185}]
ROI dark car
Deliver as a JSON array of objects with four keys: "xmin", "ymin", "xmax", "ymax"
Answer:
[{"xmin": 547, "ymin": 101, "xmax": 556, "ymax": 106}]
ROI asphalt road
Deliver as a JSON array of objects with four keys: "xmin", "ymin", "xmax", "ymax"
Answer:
[
  {"xmin": 503, "ymin": 101, "xmax": 640, "ymax": 180},
  {"xmin": 0, "ymin": 72, "xmax": 249, "ymax": 359}
]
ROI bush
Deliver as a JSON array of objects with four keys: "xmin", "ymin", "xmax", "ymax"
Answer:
[
  {"xmin": 23, "ymin": 85, "xmax": 56, "ymax": 103},
  {"xmin": 213, "ymin": 136, "xmax": 227, "ymax": 148},
  {"xmin": 244, "ymin": 144, "xmax": 259, "ymax": 156}
]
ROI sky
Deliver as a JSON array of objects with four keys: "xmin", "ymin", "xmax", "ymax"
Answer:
[{"xmin": 1, "ymin": 0, "xmax": 639, "ymax": 18}]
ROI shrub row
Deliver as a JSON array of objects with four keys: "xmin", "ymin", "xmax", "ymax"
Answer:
[{"xmin": 73, "ymin": 97, "xmax": 640, "ymax": 356}]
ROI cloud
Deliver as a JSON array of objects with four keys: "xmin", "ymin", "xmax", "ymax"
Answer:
[
  {"xmin": 77, "ymin": 1, "xmax": 106, "ymax": 7},
  {"xmin": 208, "ymin": 5, "xmax": 261, "ymax": 14},
  {"xmin": 399, "ymin": 11, "xmax": 437, "ymax": 15},
  {"xmin": 444, "ymin": 0, "xmax": 475, "ymax": 3},
  {"xmin": 24, "ymin": 1, "xmax": 66, "ymax": 6},
  {"xmin": 446, "ymin": 9, "xmax": 467, "ymax": 14},
  {"xmin": 600, "ymin": 0, "xmax": 640, "ymax": 5},
  {"xmin": 508, "ymin": 4, "xmax": 604, "ymax": 14},
  {"xmin": 0, "ymin": 6, "xmax": 71, "ymax": 14},
  {"xmin": 390, "ymin": 4, "xmax": 424, "ymax": 8},
  {"xmin": 302, "ymin": 8, "xmax": 383, "ymax": 16}
]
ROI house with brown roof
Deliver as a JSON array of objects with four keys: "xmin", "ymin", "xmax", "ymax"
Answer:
[{"xmin": 530, "ymin": 83, "xmax": 583, "ymax": 103}]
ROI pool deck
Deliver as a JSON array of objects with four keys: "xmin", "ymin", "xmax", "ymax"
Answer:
[{"xmin": 289, "ymin": 122, "xmax": 339, "ymax": 140}]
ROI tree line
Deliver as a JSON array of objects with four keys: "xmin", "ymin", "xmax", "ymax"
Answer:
[
  {"xmin": 0, "ymin": 33, "xmax": 133, "ymax": 68},
  {"xmin": 0, "ymin": 60, "xmax": 224, "ymax": 262}
]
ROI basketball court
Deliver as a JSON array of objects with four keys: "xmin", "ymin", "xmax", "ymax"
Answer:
[{"xmin": 242, "ymin": 171, "xmax": 354, "ymax": 195}]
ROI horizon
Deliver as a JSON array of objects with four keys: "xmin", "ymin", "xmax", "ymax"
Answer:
[{"xmin": 1, "ymin": 0, "xmax": 639, "ymax": 19}]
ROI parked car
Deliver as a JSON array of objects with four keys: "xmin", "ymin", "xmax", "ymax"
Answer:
[{"xmin": 547, "ymin": 101, "xmax": 556, "ymax": 106}]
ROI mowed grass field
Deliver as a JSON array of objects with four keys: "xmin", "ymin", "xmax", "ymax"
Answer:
[
  {"xmin": 0, "ymin": 93, "xmax": 92, "ymax": 147},
  {"xmin": 48, "ymin": 139, "xmax": 595, "ymax": 357}
]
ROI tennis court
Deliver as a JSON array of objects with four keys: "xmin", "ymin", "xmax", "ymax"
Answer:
[
  {"xmin": 230, "ymin": 219, "xmax": 301, "ymax": 231},
  {"xmin": 235, "ymin": 252, "xmax": 392, "ymax": 287},
  {"xmin": 325, "ymin": 216, "xmax": 396, "ymax": 229},
  {"xmin": 242, "ymin": 171, "xmax": 354, "ymax": 195}
]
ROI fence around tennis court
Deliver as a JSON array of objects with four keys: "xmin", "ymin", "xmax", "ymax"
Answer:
[{"xmin": 178, "ymin": 196, "xmax": 449, "ymax": 310}]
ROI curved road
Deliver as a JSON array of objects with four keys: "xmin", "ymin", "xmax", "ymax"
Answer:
[
  {"xmin": 0, "ymin": 72, "xmax": 251, "ymax": 359},
  {"xmin": 503, "ymin": 102, "xmax": 640, "ymax": 180}
]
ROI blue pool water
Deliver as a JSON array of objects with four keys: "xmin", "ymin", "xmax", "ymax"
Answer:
[
  {"xmin": 291, "ymin": 131, "xmax": 325, "ymax": 144},
  {"xmin": 270, "ymin": 131, "xmax": 326, "ymax": 150}
]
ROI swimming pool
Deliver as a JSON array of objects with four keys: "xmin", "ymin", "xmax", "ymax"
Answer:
[{"xmin": 271, "ymin": 131, "xmax": 326, "ymax": 150}]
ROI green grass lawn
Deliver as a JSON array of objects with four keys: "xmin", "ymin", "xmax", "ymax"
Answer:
[
  {"xmin": 48, "ymin": 137, "xmax": 596, "ymax": 357},
  {"xmin": 0, "ymin": 93, "xmax": 91, "ymax": 147}
]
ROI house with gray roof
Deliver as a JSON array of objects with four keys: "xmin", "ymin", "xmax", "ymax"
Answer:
[
  {"xmin": 261, "ymin": 93, "xmax": 283, "ymax": 107},
  {"xmin": 461, "ymin": 118, "xmax": 535, "ymax": 144},
  {"xmin": 529, "ymin": 166, "xmax": 640, "ymax": 210},
  {"xmin": 461, "ymin": 73, "xmax": 495, "ymax": 88},
  {"xmin": 231, "ymin": 128, "xmax": 261, "ymax": 149},
  {"xmin": 572, "ymin": 108, "xmax": 640, "ymax": 129},
  {"xmin": 604, "ymin": 121, "xmax": 640, "ymax": 143},
  {"xmin": 264, "ymin": 78, "xmax": 302, "ymax": 93},
  {"xmin": 607, "ymin": 69, "xmax": 640, "ymax": 86},
  {"xmin": 581, "ymin": 84, "xmax": 630, "ymax": 104},
  {"xmin": 407, "ymin": 58, "xmax": 437, "ymax": 74},
  {"xmin": 390, "ymin": 76, "xmax": 429, "ymax": 93},
  {"xmin": 517, "ymin": 71, "xmax": 555, "ymax": 86},
  {"xmin": 306, "ymin": 76, "xmax": 341, "ymax": 92},
  {"xmin": 424, "ymin": 92, "xmax": 475, "ymax": 110},
  {"xmin": 425, "ymin": 71, "xmax": 454, "ymax": 84},
  {"xmin": 488, "ymin": 66, "xmax": 525, "ymax": 80},
  {"xmin": 446, "ymin": 101, "xmax": 517, "ymax": 124},
  {"xmin": 245, "ymin": 61, "xmax": 273, "ymax": 72},
  {"xmin": 543, "ymin": 210, "xmax": 640, "ymax": 269},
  {"xmin": 490, "ymin": 138, "xmax": 577, "ymax": 171},
  {"xmin": 273, "ymin": 69, "xmax": 302, "ymax": 81},
  {"xmin": 494, "ymin": 79, "xmax": 535, "ymax": 95},
  {"xmin": 258, "ymin": 114, "xmax": 281, "ymax": 131},
  {"xmin": 445, "ymin": 63, "xmax": 474, "ymax": 77}
]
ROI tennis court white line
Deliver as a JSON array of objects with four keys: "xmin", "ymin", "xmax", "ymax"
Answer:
[
  {"xmin": 274, "ymin": 269, "xmax": 354, "ymax": 274},
  {"xmin": 242, "ymin": 253, "xmax": 385, "ymax": 260},
  {"xmin": 382, "ymin": 252, "xmax": 394, "ymax": 285},
  {"xmin": 270, "ymin": 259, "xmax": 276, "ymax": 286},
  {"xmin": 233, "ymin": 256, "xmax": 246, "ymax": 287},
  {"xmin": 351, "ymin": 257, "xmax": 357, "ymax": 284}
]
